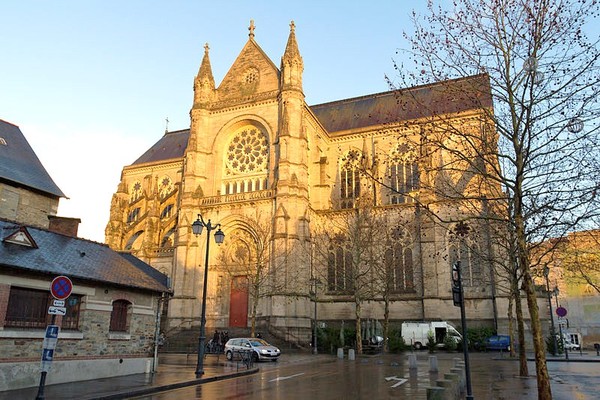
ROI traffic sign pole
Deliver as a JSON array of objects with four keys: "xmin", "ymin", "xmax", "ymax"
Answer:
[
  {"xmin": 35, "ymin": 315, "xmax": 56, "ymax": 400},
  {"xmin": 37, "ymin": 276, "xmax": 72, "ymax": 400}
]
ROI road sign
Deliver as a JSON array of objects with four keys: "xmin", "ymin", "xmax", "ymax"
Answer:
[
  {"xmin": 52, "ymin": 300, "xmax": 65, "ymax": 307},
  {"xmin": 45, "ymin": 325, "xmax": 59, "ymax": 339},
  {"xmin": 41, "ymin": 349, "xmax": 54, "ymax": 362},
  {"xmin": 556, "ymin": 306, "xmax": 568, "ymax": 317},
  {"xmin": 48, "ymin": 306, "xmax": 67, "ymax": 316},
  {"xmin": 50, "ymin": 276, "xmax": 73, "ymax": 300}
]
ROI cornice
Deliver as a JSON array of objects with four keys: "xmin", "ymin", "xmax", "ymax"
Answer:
[{"xmin": 122, "ymin": 161, "xmax": 183, "ymax": 175}]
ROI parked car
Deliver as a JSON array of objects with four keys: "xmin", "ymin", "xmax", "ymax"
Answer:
[
  {"xmin": 483, "ymin": 335, "xmax": 511, "ymax": 351},
  {"xmin": 224, "ymin": 337, "xmax": 280, "ymax": 362}
]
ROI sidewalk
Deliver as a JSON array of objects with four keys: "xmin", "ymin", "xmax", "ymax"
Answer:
[{"xmin": 0, "ymin": 354, "xmax": 258, "ymax": 400}]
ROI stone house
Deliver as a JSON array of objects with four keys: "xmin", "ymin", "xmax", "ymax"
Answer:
[{"xmin": 0, "ymin": 119, "xmax": 170, "ymax": 391}]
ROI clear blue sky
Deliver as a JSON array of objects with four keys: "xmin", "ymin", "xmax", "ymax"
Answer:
[{"xmin": 1, "ymin": 1, "xmax": 420, "ymax": 242}]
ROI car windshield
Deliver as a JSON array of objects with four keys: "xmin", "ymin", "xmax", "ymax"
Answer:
[{"xmin": 250, "ymin": 339, "xmax": 270, "ymax": 346}]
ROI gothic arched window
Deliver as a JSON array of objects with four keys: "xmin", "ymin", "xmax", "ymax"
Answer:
[
  {"xmin": 448, "ymin": 222, "xmax": 483, "ymax": 287},
  {"xmin": 339, "ymin": 150, "xmax": 362, "ymax": 209},
  {"xmin": 384, "ymin": 227, "xmax": 415, "ymax": 293},
  {"xmin": 327, "ymin": 236, "xmax": 354, "ymax": 293},
  {"xmin": 387, "ymin": 144, "xmax": 419, "ymax": 204}
]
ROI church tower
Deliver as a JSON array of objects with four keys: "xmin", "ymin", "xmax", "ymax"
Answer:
[{"xmin": 105, "ymin": 21, "xmax": 504, "ymax": 347}]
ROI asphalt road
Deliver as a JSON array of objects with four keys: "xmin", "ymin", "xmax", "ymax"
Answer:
[{"xmin": 130, "ymin": 352, "xmax": 600, "ymax": 400}]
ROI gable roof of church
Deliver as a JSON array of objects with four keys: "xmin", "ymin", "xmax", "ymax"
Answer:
[
  {"xmin": 0, "ymin": 119, "xmax": 65, "ymax": 198},
  {"xmin": 132, "ymin": 128, "xmax": 190, "ymax": 165},
  {"xmin": 310, "ymin": 74, "xmax": 492, "ymax": 133},
  {"xmin": 129, "ymin": 74, "xmax": 492, "ymax": 166},
  {"xmin": 0, "ymin": 218, "xmax": 169, "ymax": 292}
]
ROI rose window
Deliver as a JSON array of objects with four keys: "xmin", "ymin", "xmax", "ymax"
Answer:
[{"xmin": 225, "ymin": 128, "xmax": 268, "ymax": 175}]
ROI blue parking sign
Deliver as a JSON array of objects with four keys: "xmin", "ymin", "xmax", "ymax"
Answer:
[
  {"xmin": 42, "ymin": 349, "xmax": 54, "ymax": 362},
  {"xmin": 45, "ymin": 325, "xmax": 59, "ymax": 339}
]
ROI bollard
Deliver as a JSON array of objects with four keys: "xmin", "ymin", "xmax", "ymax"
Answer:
[
  {"xmin": 429, "ymin": 355, "xmax": 438, "ymax": 372},
  {"xmin": 337, "ymin": 348, "xmax": 344, "ymax": 359},
  {"xmin": 408, "ymin": 353, "xmax": 418, "ymax": 369},
  {"xmin": 348, "ymin": 348, "xmax": 355, "ymax": 360},
  {"xmin": 595, "ymin": 343, "xmax": 600, "ymax": 356}
]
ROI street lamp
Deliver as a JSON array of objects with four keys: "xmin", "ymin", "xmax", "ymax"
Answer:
[
  {"xmin": 192, "ymin": 213, "xmax": 225, "ymax": 376},
  {"xmin": 553, "ymin": 286, "xmax": 568, "ymax": 360},
  {"xmin": 543, "ymin": 266, "xmax": 558, "ymax": 355},
  {"xmin": 309, "ymin": 278, "xmax": 321, "ymax": 355}
]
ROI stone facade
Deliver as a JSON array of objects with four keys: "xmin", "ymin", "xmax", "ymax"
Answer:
[
  {"xmin": 106, "ymin": 22, "xmax": 511, "ymax": 343},
  {"xmin": 0, "ymin": 183, "xmax": 59, "ymax": 229},
  {"xmin": 0, "ymin": 273, "xmax": 162, "ymax": 391},
  {"xmin": 535, "ymin": 229, "xmax": 600, "ymax": 348}
]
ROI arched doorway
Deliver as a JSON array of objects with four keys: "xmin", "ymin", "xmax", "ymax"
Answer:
[{"xmin": 229, "ymin": 275, "xmax": 248, "ymax": 327}]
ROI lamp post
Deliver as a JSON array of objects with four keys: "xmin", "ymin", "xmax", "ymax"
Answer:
[
  {"xmin": 543, "ymin": 266, "xmax": 558, "ymax": 355},
  {"xmin": 309, "ymin": 278, "xmax": 321, "ymax": 354},
  {"xmin": 553, "ymin": 287, "xmax": 568, "ymax": 360},
  {"xmin": 192, "ymin": 213, "xmax": 225, "ymax": 377},
  {"xmin": 452, "ymin": 261, "xmax": 474, "ymax": 400}
]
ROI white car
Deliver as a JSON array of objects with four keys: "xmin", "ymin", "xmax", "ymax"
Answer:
[{"xmin": 224, "ymin": 337, "xmax": 280, "ymax": 362}]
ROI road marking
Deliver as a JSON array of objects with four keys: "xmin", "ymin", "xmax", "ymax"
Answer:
[
  {"xmin": 385, "ymin": 376, "xmax": 408, "ymax": 388},
  {"xmin": 269, "ymin": 372, "xmax": 305, "ymax": 382}
]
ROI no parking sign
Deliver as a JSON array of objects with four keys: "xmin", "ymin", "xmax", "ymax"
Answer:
[{"xmin": 50, "ymin": 276, "xmax": 72, "ymax": 300}]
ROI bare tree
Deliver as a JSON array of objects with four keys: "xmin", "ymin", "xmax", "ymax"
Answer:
[
  {"xmin": 368, "ymin": 211, "xmax": 418, "ymax": 353},
  {"xmin": 389, "ymin": 1, "xmax": 600, "ymax": 398},
  {"xmin": 311, "ymin": 199, "xmax": 386, "ymax": 354}
]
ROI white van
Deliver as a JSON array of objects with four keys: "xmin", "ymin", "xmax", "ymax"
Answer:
[{"xmin": 401, "ymin": 321, "xmax": 462, "ymax": 350}]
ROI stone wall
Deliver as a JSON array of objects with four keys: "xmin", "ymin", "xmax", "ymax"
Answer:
[
  {"xmin": 0, "ymin": 275, "xmax": 161, "ymax": 391},
  {"xmin": 0, "ymin": 183, "xmax": 59, "ymax": 229}
]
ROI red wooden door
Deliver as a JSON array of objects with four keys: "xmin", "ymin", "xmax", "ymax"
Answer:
[{"xmin": 229, "ymin": 276, "xmax": 248, "ymax": 327}]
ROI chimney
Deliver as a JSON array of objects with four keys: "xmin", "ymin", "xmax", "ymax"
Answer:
[{"xmin": 48, "ymin": 216, "xmax": 81, "ymax": 237}]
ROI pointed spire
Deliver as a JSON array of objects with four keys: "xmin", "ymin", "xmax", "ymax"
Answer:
[
  {"xmin": 248, "ymin": 19, "xmax": 255, "ymax": 39},
  {"xmin": 282, "ymin": 20, "xmax": 301, "ymax": 62},
  {"xmin": 280, "ymin": 20, "xmax": 303, "ymax": 91},
  {"xmin": 196, "ymin": 43, "xmax": 215, "ymax": 87},
  {"xmin": 194, "ymin": 42, "xmax": 215, "ymax": 105}
]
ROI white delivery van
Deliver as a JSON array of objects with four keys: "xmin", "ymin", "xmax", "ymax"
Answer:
[{"xmin": 401, "ymin": 321, "xmax": 462, "ymax": 350}]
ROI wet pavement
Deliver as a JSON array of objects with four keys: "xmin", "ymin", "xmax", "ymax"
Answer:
[{"xmin": 1, "ymin": 351, "xmax": 598, "ymax": 399}]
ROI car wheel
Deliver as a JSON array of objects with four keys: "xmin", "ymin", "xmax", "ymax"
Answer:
[
  {"xmin": 414, "ymin": 342, "xmax": 422, "ymax": 350},
  {"xmin": 252, "ymin": 352, "xmax": 259, "ymax": 362},
  {"xmin": 226, "ymin": 351, "xmax": 233, "ymax": 361},
  {"xmin": 271, "ymin": 358, "xmax": 278, "ymax": 362}
]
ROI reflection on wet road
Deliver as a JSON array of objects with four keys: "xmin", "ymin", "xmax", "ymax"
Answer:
[{"xmin": 132, "ymin": 353, "xmax": 600, "ymax": 400}]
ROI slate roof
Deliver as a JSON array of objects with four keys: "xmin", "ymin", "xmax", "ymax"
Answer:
[
  {"xmin": 0, "ymin": 119, "xmax": 65, "ymax": 198},
  {"xmin": 0, "ymin": 219, "xmax": 169, "ymax": 293},
  {"xmin": 310, "ymin": 74, "xmax": 493, "ymax": 133},
  {"xmin": 132, "ymin": 129, "xmax": 190, "ymax": 165},
  {"xmin": 128, "ymin": 74, "xmax": 492, "ymax": 165}
]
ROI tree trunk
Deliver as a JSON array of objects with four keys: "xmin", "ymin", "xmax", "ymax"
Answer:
[
  {"xmin": 513, "ymin": 274, "xmax": 528, "ymax": 375},
  {"xmin": 516, "ymin": 208, "xmax": 551, "ymax": 399},
  {"xmin": 383, "ymin": 293, "xmax": 390, "ymax": 353},
  {"xmin": 507, "ymin": 289, "xmax": 516, "ymax": 358},
  {"xmin": 250, "ymin": 292, "xmax": 258, "ymax": 337},
  {"xmin": 355, "ymin": 301, "xmax": 363, "ymax": 354}
]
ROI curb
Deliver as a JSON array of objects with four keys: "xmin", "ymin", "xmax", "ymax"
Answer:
[{"xmin": 83, "ymin": 367, "xmax": 260, "ymax": 400}]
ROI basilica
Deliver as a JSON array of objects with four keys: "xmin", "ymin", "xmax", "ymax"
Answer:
[{"xmin": 105, "ymin": 21, "xmax": 507, "ymax": 344}]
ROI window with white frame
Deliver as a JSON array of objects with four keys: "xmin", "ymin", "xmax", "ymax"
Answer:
[{"xmin": 109, "ymin": 299, "xmax": 131, "ymax": 332}]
